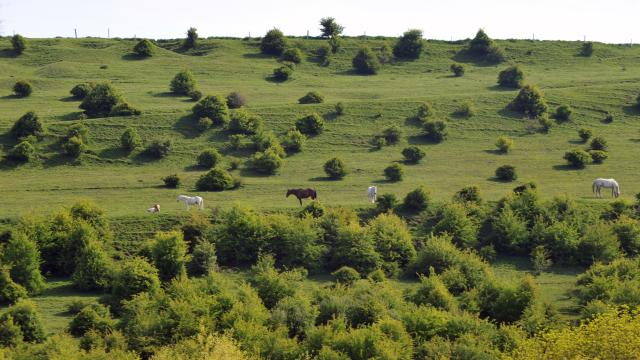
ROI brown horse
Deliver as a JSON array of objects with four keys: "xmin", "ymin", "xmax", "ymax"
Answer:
[{"xmin": 286, "ymin": 188, "xmax": 317, "ymax": 205}]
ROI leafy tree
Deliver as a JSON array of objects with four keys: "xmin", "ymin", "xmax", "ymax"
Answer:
[
  {"xmin": 367, "ymin": 213, "xmax": 416, "ymax": 271},
  {"xmin": 319, "ymin": 17, "xmax": 344, "ymax": 38},
  {"xmin": 328, "ymin": 36, "xmax": 342, "ymax": 53},
  {"xmin": 402, "ymin": 146, "xmax": 425, "ymax": 163},
  {"xmin": 2, "ymin": 232, "xmax": 45, "ymax": 294},
  {"xmin": 0, "ymin": 299, "xmax": 46, "ymax": 343},
  {"xmin": 281, "ymin": 128, "xmax": 306, "ymax": 153},
  {"xmin": 531, "ymin": 245, "xmax": 552, "ymax": 275},
  {"xmin": 450, "ymin": 63, "xmax": 465, "ymax": 77},
  {"xmin": 80, "ymin": 82, "xmax": 123, "ymax": 116},
  {"xmin": 13, "ymin": 80, "xmax": 33, "ymax": 97},
  {"xmin": 133, "ymin": 39, "xmax": 155, "ymax": 57},
  {"xmin": 249, "ymin": 255, "xmax": 305, "ymax": 308},
  {"xmin": 281, "ymin": 48, "xmax": 303, "ymax": 63},
  {"xmin": 352, "ymin": 46, "xmax": 381, "ymax": 75},
  {"xmin": 170, "ymin": 69, "xmax": 197, "ymax": 95},
  {"xmin": 150, "ymin": 231, "xmax": 189, "ymax": 282},
  {"xmin": 330, "ymin": 223, "xmax": 381, "ymax": 274},
  {"xmin": 384, "ymin": 163, "xmax": 404, "ymax": 182},
  {"xmin": 250, "ymin": 148, "xmax": 283, "ymax": 174},
  {"xmin": 62, "ymin": 136, "xmax": 86, "ymax": 158},
  {"xmin": 70, "ymin": 83, "xmax": 95, "ymax": 100},
  {"xmin": 324, "ymin": 157, "xmax": 347, "ymax": 179},
  {"xmin": 590, "ymin": 136, "xmax": 608, "ymax": 151},
  {"xmin": 184, "ymin": 27, "xmax": 198, "ymax": 49},
  {"xmin": 68, "ymin": 304, "xmax": 115, "ymax": 337},
  {"xmin": 577, "ymin": 223, "xmax": 620, "ymax": 265},
  {"xmin": 146, "ymin": 139, "xmax": 172, "ymax": 158},
  {"xmin": 393, "ymin": 29, "xmax": 423, "ymax": 59},
  {"xmin": 376, "ymin": 193, "xmax": 398, "ymax": 213},
  {"xmin": 403, "ymin": 186, "xmax": 431, "ymax": 212},
  {"xmin": 410, "ymin": 274, "xmax": 457, "ymax": 311},
  {"xmin": 192, "ymin": 95, "xmax": 229, "ymax": 125},
  {"xmin": 578, "ymin": 128, "xmax": 593, "ymax": 142},
  {"xmin": 495, "ymin": 136, "xmax": 513, "ymax": 153},
  {"xmin": 498, "ymin": 66, "xmax": 525, "ymax": 88},
  {"xmin": 468, "ymin": 29, "xmax": 504, "ymax": 62},
  {"xmin": 295, "ymin": 113, "xmax": 324, "ymax": 134},
  {"xmin": 510, "ymin": 84, "xmax": 548, "ymax": 116},
  {"xmin": 11, "ymin": 34, "xmax": 27, "ymax": 54},
  {"xmin": 261, "ymin": 29, "xmax": 287, "ymax": 55},
  {"xmin": 273, "ymin": 66, "xmax": 293, "ymax": 81},
  {"xmin": 495, "ymin": 165, "xmax": 517, "ymax": 181},
  {"xmin": 188, "ymin": 239, "xmax": 217, "ymax": 276},
  {"xmin": 197, "ymin": 148, "xmax": 222, "ymax": 169},
  {"xmin": 196, "ymin": 168, "xmax": 234, "ymax": 191},
  {"xmin": 162, "ymin": 174, "xmax": 180, "ymax": 188},
  {"xmin": 120, "ymin": 127, "xmax": 141, "ymax": 151},
  {"xmin": 111, "ymin": 257, "xmax": 160, "ymax": 303},
  {"xmin": 331, "ymin": 266, "xmax": 360, "ymax": 285},
  {"xmin": 432, "ymin": 203, "xmax": 479, "ymax": 249},
  {"xmin": 71, "ymin": 234, "xmax": 112, "ymax": 291},
  {"xmin": 423, "ymin": 120, "xmax": 448, "ymax": 142},
  {"xmin": 564, "ymin": 149, "xmax": 591, "ymax": 168},
  {"xmin": 298, "ymin": 91, "xmax": 325, "ymax": 104}
]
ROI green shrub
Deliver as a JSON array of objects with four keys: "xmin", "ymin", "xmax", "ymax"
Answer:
[
  {"xmin": 328, "ymin": 36, "xmax": 342, "ymax": 53},
  {"xmin": 329, "ymin": 224, "xmax": 381, "ymax": 274},
  {"xmin": 537, "ymin": 114, "xmax": 553, "ymax": 133},
  {"xmin": 367, "ymin": 212, "xmax": 416, "ymax": 270},
  {"xmin": 261, "ymin": 28, "xmax": 287, "ymax": 55},
  {"xmin": 62, "ymin": 136, "xmax": 86, "ymax": 158},
  {"xmin": 589, "ymin": 150, "xmax": 608, "ymax": 164},
  {"xmin": 281, "ymin": 128, "xmax": 306, "ymax": 153},
  {"xmin": 162, "ymin": 174, "xmax": 180, "ymax": 188},
  {"xmin": 296, "ymin": 113, "xmax": 324, "ymax": 135},
  {"xmin": 9, "ymin": 141, "xmax": 36, "ymax": 162},
  {"xmin": 196, "ymin": 117, "xmax": 213, "ymax": 131},
  {"xmin": 197, "ymin": 148, "xmax": 222, "ymax": 169},
  {"xmin": 0, "ymin": 299, "xmax": 45, "ymax": 343},
  {"xmin": 410, "ymin": 274, "xmax": 457, "ymax": 311},
  {"xmin": 120, "ymin": 127, "xmax": 141, "ymax": 151},
  {"xmin": 316, "ymin": 43, "xmax": 332, "ymax": 65},
  {"xmin": 228, "ymin": 109, "xmax": 263, "ymax": 134},
  {"xmin": 384, "ymin": 163, "xmax": 404, "ymax": 182},
  {"xmin": 188, "ymin": 89, "xmax": 202, "ymax": 101},
  {"xmin": 0, "ymin": 266, "xmax": 28, "ymax": 305},
  {"xmin": 249, "ymin": 255, "xmax": 305, "ymax": 308},
  {"xmin": 184, "ymin": 27, "xmax": 198, "ymax": 49},
  {"xmin": 71, "ymin": 235, "xmax": 112, "ymax": 291},
  {"xmin": 281, "ymin": 48, "xmax": 303, "ymax": 63},
  {"xmin": 382, "ymin": 126, "xmax": 402, "ymax": 144},
  {"xmin": 604, "ymin": 113, "xmax": 614, "ymax": 123},
  {"xmin": 109, "ymin": 101, "xmax": 141, "ymax": 116},
  {"xmin": 352, "ymin": 46, "xmax": 381, "ymax": 75},
  {"xmin": 335, "ymin": 102, "xmax": 345, "ymax": 115},
  {"xmin": 495, "ymin": 136, "xmax": 513, "ymax": 153},
  {"xmin": 146, "ymin": 139, "xmax": 172, "ymax": 158},
  {"xmin": 133, "ymin": 39, "xmax": 154, "ymax": 57},
  {"xmin": 453, "ymin": 185, "xmax": 482, "ymax": 204},
  {"xmin": 531, "ymin": 245, "xmax": 552, "ymax": 274},
  {"xmin": 378, "ymin": 43, "xmax": 393, "ymax": 64},
  {"xmin": 13, "ymin": 80, "xmax": 32, "ymax": 97},
  {"xmin": 450, "ymin": 63, "xmax": 465, "ymax": 76},
  {"xmin": 79, "ymin": 82, "xmax": 123, "ymax": 116},
  {"xmin": 564, "ymin": 149, "xmax": 591, "ymax": 168},
  {"xmin": 372, "ymin": 136, "xmax": 386, "ymax": 149},
  {"xmin": 11, "ymin": 34, "xmax": 27, "ymax": 54},
  {"xmin": 454, "ymin": 102, "xmax": 475, "ymax": 117},
  {"xmin": 271, "ymin": 295, "xmax": 317, "ymax": 339},
  {"xmin": 498, "ymin": 66, "xmax": 525, "ymax": 88},
  {"xmin": 70, "ymin": 83, "xmax": 94, "ymax": 99},
  {"xmin": 376, "ymin": 193, "xmax": 398, "ymax": 213},
  {"xmin": 577, "ymin": 223, "xmax": 620, "ymax": 265},
  {"xmin": 66, "ymin": 123, "xmax": 89, "ymax": 143},
  {"xmin": 0, "ymin": 314, "xmax": 23, "ymax": 347},
  {"xmin": 590, "ymin": 136, "xmax": 608, "ymax": 151},
  {"xmin": 495, "ymin": 165, "xmax": 517, "ymax": 181},
  {"xmin": 331, "ymin": 266, "xmax": 360, "ymax": 285},
  {"xmin": 226, "ymin": 91, "xmax": 247, "ymax": 109},
  {"xmin": 468, "ymin": 29, "xmax": 504, "ymax": 63},
  {"xmin": 170, "ymin": 69, "xmax": 197, "ymax": 95},
  {"xmin": 432, "ymin": 203, "xmax": 479, "ymax": 249},
  {"xmin": 393, "ymin": 29, "xmax": 423, "ymax": 59},
  {"xmin": 250, "ymin": 148, "xmax": 283, "ymax": 174},
  {"xmin": 188, "ymin": 239, "xmax": 217, "ymax": 276},
  {"xmin": 402, "ymin": 146, "xmax": 425, "ymax": 163},
  {"xmin": 613, "ymin": 216, "xmax": 640, "ymax": 256},
  {"xmin": 578, "ymin": 128, "xmax": 593, "ymax": 142},
  {"xmin": 510, "ymin": 84, "xmax": 548, "ymax": 116},
  {"xmin": 196, "ymin": 167, "xmax": 234, "ymax": 191},
  {"xmin": 111, "ymin": 257, "xmax": 160, "ymax": 303},
  {"xmin": 253, "ymin": 131, "xmax": 285, "ymax": 155},
  {"xmin": 192, "ymin": 95, "xmax": 229, "ymax": 125},
  {"xmin": 324, "ymin": 157, "xmax": 347, "ymax": 179},
  {"xmin": 580, "ymin": 41, "xmax": 594, "ymax": 56},
  {"xmin": 320, "ymin": 17, "xmax": 344, "ymax": 38},
  {"xmin": 555, "ymin": 105, "xmax": 572, "ymax": 121},
  {"xmin": 416, "ymin": 102, "xmax": 435, "ymax": 121},
  {"xmin": 2, "ymin": 232, "xmax": 45, "ymax": 294},
  {"xmin": 298, "ymin": 91, "xmax": 325, "ymax": 104},
  {"xmin": 491, "ymin": 207, "xmax": 529, "ymax": 253},
  {"xmin": 273, "ymin": 66, "xmax": 293, "ymax": 81},
  {"xmin": 68, "ymin": 304, "xmax": 115, "ymax": 337},
  {"xmin": 423, "ymin": 120, "xmax": 448, "ymax": 142},
  {"xmin": 403, "ymin": 186, "xmax": 431, "ymax": 212},
  {"xmin": 150, "ymin": 231, "xmax": 189, "ymax": 282}
]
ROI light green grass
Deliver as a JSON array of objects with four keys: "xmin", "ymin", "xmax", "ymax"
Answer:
[{"xmin": 0, "ymin": 37, "xmax": 639, "ymax": 220}]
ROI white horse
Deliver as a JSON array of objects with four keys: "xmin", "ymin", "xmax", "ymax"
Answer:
[
  {"xmin": 177, "ymin": 195, "xmax": 204, "ymax": 210},
  {"xmin": 592, "ymin": 178, "xmax": 620, "ymax": 198},
  {"xmin": 147, "ymin": 204, "xmax": 160, "ymax": 213},
  {"xmin": 368, "ymin": 186, "xmax": 377, "ymax": 203}
]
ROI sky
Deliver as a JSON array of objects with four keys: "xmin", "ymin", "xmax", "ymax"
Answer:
[{"xmin": 0, "ymin": 0, "xmax": 639, "ymax": 43}]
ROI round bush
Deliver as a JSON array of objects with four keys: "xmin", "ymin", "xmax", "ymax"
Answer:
[
  {"xmin": 295, "ymin": 113, "xmax": 324, "ymax": 135},
  {"xmin": 281, "ymin": 128, "xmax": 306, "ymax": 153},
  {"xmin": 273, "ymin": 66, "xmax": 293, "ymax": 81},
  {"xmin": 537, "ymin": 114, "xmax": 553, "ymax": 133},
  {"xmin": 63, "ymin": 136, "xmax": 86, "ymax": 158},
  {"xmin": 382, "ymin": 126, "xmax": 402, "ymax": 144},
  {"xmin": 578, "ymin": 128, "xmax": 593, "ymax": 142},
  {"xmin": 298, "ymin": 91, "xmax": 324, "ymax": 104},
  {"xmin": 455, "ymin": 102, "xmax": 475, "ymax": 117},
  {"xmin": 111, "ymin": 257, "xmax": 160, "ymax": 303},
  {"xmin": 68, "ymin": 304, "xmax": 114, "ymax": 337},
  {"xmin": 261, "ymin": 28, "xmax": 287, "ymax": 55},
  {"xmin": 495, "ymin": 165, "xmax": 517, "ymax": 181},
  {"xmin": 376, "ymin": 193, "xmax": 398, "ymax": 213},
  {"xmin": 510, "ymin": 84, "xmax": 548, "ymax": 116},
  {"xmin": 281, "ymin": 48, "xmax": 303, "ymax": 63},
  {"xmin": 384, "ymin": 163, "xmax": 404, "ymax": 182},
  {"xmin": 188, "ymin": 89, "xmax": 202, "ymax": 101},
  {"xmin": 324, "ymin": 157, "xmax": 347, "ymax": 179},
  {"xmin": 0, "ymin": 300, "xmax": 45, "ymax": 343},
  {"xmin": 120, "ymin": 129, "xmax": 142, "ymax": 151},
  {"xmin": 9, "ymin": 141, "xmax": 36, "ymax": 162},
  {"xmin": 162, "ymin": 174, "xmax": 180, "ymax": 188},
  {"xmin": 403, "ymin": 186, "xmax": 431, "ymax": 212},
  {"xmin": 192, "ymin": 95, "xmax": 229, "ymax": 125},
  {"xmin": 352, "ymin": 46, "xmax": 381, "ymax": 75},
  {"xmin": 196, "ymin": 168, "xmax": 234, "ymax": 191},
  {"xmin": 184, "ymin": 27, "xmax": 198, "ymax": 49},
  {"xmin": 555, "ymin": 105, "xmax": 572, "ymax": 121},
  {"xmin": 603, "ymin": 113, "xmax": 614, "ymax": 123},
  {"xmin": 197, "ymin": 148, "xmax": 222, "ymax": 169},
  {"xmin": 335, "ymin": 102, "xmax": 345, "ymax": 115},
  {"xmin": 495, "ymin": 136, "xmax": 513, "ymax": 153},
  {"xmin": 250, "ymin": 148, "xmax": 283, "ymax": 174},
  {"xmin": 590, "ymin": 136, "xmax": 608, "ymax": 151},
  {"xmin": 109, "ymin": 101, "xmax": 141, "ymax": 117},
  {"xmin": 331, "ymin": 266, "xmax": 360, "ymax": 285},
  {"xmin": 402, "ymin": 146, "xmax": 425, "ymax": 163},
  {"xmin": 393, "ymin": 29, "xmax": 423, "ymax": 59},
  {"xmin": 453, "ymin": 185, "xmax": 482, "ymax": 204},
  {"xmin": 133, "ymin": 39, "xmax": 154, "ymax": 57},
  {"xmin": 564, "ymin": 149, "xmax": 591, "ymax": 168},
  {"xmin": 226, "ymin": 92, "xmax": 247, "ymax": 109},
  {"xmin": 146, "ymin": 139, "xmax": 172, "ymax": 158},
  {"xmin": 227, "ymin": 109, "xmax": 263, "ymax": 135},
  {"xmin": 13, "ymin": 80, "xmax": 32, "ymax": 97},
  {"xmin": 10, "ymin": 111, "xmax": 44, "ymax": 139},
  {"xmin": 372, "ymin": 137, "xmax": 386, "ymax": 149},
  {"xmin": 0, "ymin": 267, "xmax": 28, "ymax": 306},
  {"xmin": 170, "ymin": 69, "xmax": 197, "ymax": 95},
  {"xmin": 450, "ymin": 63, "xmax": 465, "ymax": 77},
  {"xmin": 497, "ymin": 66, "xmax": 525, "ymax": 88},
  {"xmin": 316, "ymin": 44, "xmax": 332, "ymax": 65},
  {"xmin": 11, "ymin": 34, "xmax": 27, "ymax": 54},
  {"xmin": 70, "ymin": 83, "xmax": 94, "ymax": 100},
  {"xmin": 80, "ymin": 82, "xmax": 123, "ymax": 116},
  {"xmin": 196, "ymin": 117, "xmax": 213, "ymax": 132},
  {"xmin": 416, "ymin": 102, "xmax": 435, "ymax": 121},
  {"xmin": 423, "ymin": 120, "xmax": 448, "ymax": 142},
  {"xmin": 590, "ymin": 150, "xmax": 608, "ymax": 164}
]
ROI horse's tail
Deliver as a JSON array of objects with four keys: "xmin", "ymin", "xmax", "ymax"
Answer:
[{"xmin": 592, "ymin": 181, "xmax": 597, "ymax": 193}]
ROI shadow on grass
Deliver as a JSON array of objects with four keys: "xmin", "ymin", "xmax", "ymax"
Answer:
[
  {"xmin": 99, "ymin": 146, "xmax": 130, "ymax": 160},
  {"xmin": 0, "ymin": 158, "xmax": 20, "ymax": 170},
  {"xmin": 308, "ymin": 176, "xmax": 336, "ymax": 182},
  {"xmin": 568, "ymin": 139, "xmax": 585, "ymax": 145},
  {"xmin": 0, "ymin": 94, "xmax": 20, "ymax": 100},
  {"xmin": 483, "ymin": 149, "xmax": 504, "ymax": 155},
  {"xmin": 0, "ymin": 49, "xmax": 18, "ymax": 58},
  {"xmin": 552, "ymin": 164, "xmax": 580, "ymax": 171},
  {"xmin": 487, "ymin": 177, "xmax": 517, "ymax": 183},
  {"xmin": 152, "ymin": 91, "xmax": 183, "ymax": 98},
  {"xmin": 54, "ymin": 111, "xmax": 85, "ymax": 121},
  {"xmin": 630, "ymin": 138, "xmax": 640, "ymax": 143},
  {"xmin": 121, "ymin": 53, "xmax": 150, "ymax": 61},
  {"xmin": 487, "ymin": 84, "xmax": 517, "ymax": 92},
  {"xmin": 242, "ymin": 52, "xmax": 274, "ymax": 60},
  {"xmin": 173, "ymin": 114, "xmax": 201, "ymax": 139},
  {"xmin": 59, "ymin": 96, "xmax": 79, "ymax": 102},
  {"xmin": 184, "ymin": 164, "xmax": 203, "ymax": 172},
  {"xmin": 452, "ymin": 50, "xmax": 504, "ymax": 67},
  {"xmin": 622, "ymin": 105, "xmax": 640, "ymax": 116},
  {"xmin": 42, "ymin": 154, "xmax": 80, "ymax": 168},
  {"xmin": 323, "ymin": 112, "xmax": 338, "ymax": 121},
  {"xmin": 404, "ymin": 116, "xmax": 422, "ymax": 127},
  {"xmin": 407, "ymin": 135, "xmax": 440, "ymax": 145},
  {"xmin": 497, "ymin": 108, "xmax": 524, "ymax": 119}
]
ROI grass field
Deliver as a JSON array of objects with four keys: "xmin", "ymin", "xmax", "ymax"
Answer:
[{"xmin": 1, "ymin": 36, "xmax": 639, "ymax": 220}]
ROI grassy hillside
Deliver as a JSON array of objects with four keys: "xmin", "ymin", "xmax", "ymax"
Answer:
[{"xmin": 1, "ymin": 36, "xmax": 639, "ymax": 219}]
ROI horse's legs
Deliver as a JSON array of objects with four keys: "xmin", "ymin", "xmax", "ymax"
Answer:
[{"xmin": 298, "ymin": 197, "xmax": 302, "ymax": 206}]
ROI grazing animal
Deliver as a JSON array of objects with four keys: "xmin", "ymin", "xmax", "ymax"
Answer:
[
  {"xmin": 368, "ymin": 186, "xmax": 377, "ymax": 203},
  {"xmin": 177, "ymin": 195, "xmax": 204, "ymax": 210},
  {"xmin": 147, "ymin": 204, "xmax": 161, "ymax": 213},
  {"xmin": 286, "ymin": 188, "xmax": 317, "ymax": 206},
  {"xmin": 592, "ymin": 178, "xmax": 620, "ymax": 198}
]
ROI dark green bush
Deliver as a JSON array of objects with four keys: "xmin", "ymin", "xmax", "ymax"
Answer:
[
  {"xmin": 150, "ymin": 231, "xmax": 189, "ymax": 282},
  {"xmin": 604, "ymin": 113, "xmax": 614, "ymax": 123},
  {"xmin": 250, "ymin": 148, "xmax": 283, "ymax": 174},
  {"xmin": 577, "ymin": 223, "xmax": 620, "ymax": 265},
  {"xmin": 0, "ymin": 299, "xmax": 45, "ymax": 343},
  {"xmin": 589, "ymin": 150, "xmax": 608, "ymax": 164},
  {"xmin": 376, "ymin": 193, "xmax": 398, "ymax": 213},
  {"xmin": 613, "ymin": 216, "xmax": 640, "ymax": 256},
  {"xmin": 249, "ymin": 255, "xmax": 305, "ymax": 308},
  {"xmin": 367, "ymin": 212, "xmax": 416, "ymax": 271},
  {"xmin": 111, "ymin": 257, "xmax": 160, "ymax": 303},
  {"xmin": 299, "ymin": 201, "xmax": 325, "ymax": 218},
  {"xmin": 454, "ymin": 102, "xmax": 475, "ymax": 118},
  {"xmin": 68, "ymin": 304, "xmax": 115, "ymax": 337},
  {"xmin": 281, "ymin": 128, "xmax": 306, "ymax": 153},
  {"xmin": 495, "ymin": 165, "xmax": 517, "ymax": 181},
  {"xmin": 9, "ymin": 141, "xmax": 36, "ymax": 162},
  {"xmin": 410, "ymin": 274, "xmax": 457, "ymax": 311},
  {"xmin": 162, "ymin": 174, "xmax": 180, "ymax": 188},
  {"xmin": 197, "ymin": 148, "xmax": 222, "ymax": 169},
  {"xmin": 416, "ymin": 102, "xmax": 435, "ymax": 121},
  {"xmin": 423, "ymin": 120, "xmax": 448, "ymax": 142},
  {"xmin": 273, "ymin": 66, "xmax": 293, "ymax": 81},
  {"xmin": 146, "ymin": 139, "xmax": 172, "ymax": 158},
  {"xmin": 431, "ymin": 203, "xmax": 479, "ymax": 249},
  {"xmin": 71, "ymin": 234, "xmax": 112, "ymax": 291},
  {"xmin": 329, "ymin": 224, "xmax": 381, "ymax": 274},
  {"xmin": 403, "ymin": 186, "xmax": 431, "ymax": 212},
  {"xmin": 468, "ymin": 29, "xmax": 505, "ymax": 62},
  {"xmin": 316, "ymin": 44, "xmax": 332, "ymax": 65},
  {"xmin": 11, "ymin": 34, "xmax": 27, "ymax": 54},
  {"xmin": 453, "ymin": 185, "xmax": 482, "ymax": 204},
  {"xmin": 192, "ymin": 95, "xmax": 229, "ymax": 125},
  {"xmin": 564, "ymin": 149, "xmax": 591, "ymax": 168},
  {"xmin": 133, "ymin": 39, "xmax": 154, "ymax": 57},
  {"xmin": 335, "ymin": 102, "xmax": 345, "ymax": 115},
  {"xmin": 188, "ymin": 239, "xmax": 217, "ymax": 276},
  {"xmin": 402, "ymin": 146, "xmax": 425, "ymax": 163},
  {"xmin": 196, "ymin": 167, "xmax": 234, "ymax": 191},
  {"xmin": 450, "ymin": 63, "xmax": 465, "ymax": 77},
  {"xmin": 590, "ymin": 136, "xmax": 608, "ymax": 151},
  {"xmin": 298, "ymin": 91, "xmax": 325, "ymax": 104},
  {"xmin": 109, "ymin": 101, "xmax": 141, "ymax": 116},
  {"xmin": 324, "ymin": 157, "xmax": 347, "ymax": 179},
  {"xmin": 79, "ymin": 83, "xmax": 123, "ymax": 116},
  {"xmin": 331, "ymin": 266, "xmax": 360, "ymax": 285},
  {"xmin": 0, "ymin": 266, "xmax": 28, "ymax": 305},
  {"xmin": 196, "ymin": 117, "xmax": 213, "ymax": 131},
  {"xmin": 185, "ymin": 27, "xmax": 198, "ymax": 49},
  {"xmin": 227, "ymin": 109, "xmax": 263, "ymax": 134},
  {"xmin": 580, "ymin": 42, "xmax": 594, "ymax": 56},
  {"xmin": 555, "ymin": 105, "xmax": 572, "ymax": 121},
  {"xmin": 537, "ymin": 114, "xmax": 553, "ymax": 133},
  {"xmin": 13, "ymin": 80, "xmax": 32, "ymax": 97},
  {"xmin": 170, "ymin": 69, "xmax": 197, "ymax": 95},
  {"xmin": 120, "ymin": 127, "xmax": 141, "ymax": 151},
  {"xmin": 226, "ymin": 92, "xmax": 247, "ymax": 109},
  {"xmin": 261, "ymin": 29, "xmax": 287, "ymax": 55},
  {"xmin": 70, "ymin": 83, "xmax": 95, "ymax": 99},
  {"xmin": 252, "ymin": 131, "xmax": 285, "ymax": 156},
  {"xmin": 497, "ymin": 66, "xmax": 524, "ymax": 88},
  {"xmin": 281, "ymin": 48, "xmax": 303, "ymax": 63},
  {"xmin": 384, "ymin": 163, "xmax": 404, "ymax": 182},
  {"xmin": 382, "ymin": 126, "xmax": 402, "ymax": 144},
  {"xmin": 62, "ymin": 136, "xmax": 85, "ymax": 158},
  {"xmin": 495, "ymin": 136, "xmax": 513, "ymax": 153},
  {"xmin": 295, "ymin": 113, "xmax": 324, "ymax": 135},
  {"xmin": 510, "ymin": 85, "xmax": 548, "ymax": 116},
  {"xmin": 352, "ymin": 46, "xmax": 381, "ymax": 75},
  {"xmin": 393, "ymin": 29, "xmax": 423, "ymax": 59},
  {"xmin": 188, "ymin": 89, "xmax": 202, "ymax": 101}
]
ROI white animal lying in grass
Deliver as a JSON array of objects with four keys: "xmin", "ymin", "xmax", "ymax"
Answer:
[
  {"xmin": 368, "ymin": 186, "xmax": 377, "ymax": 203},
  {"xmin": 177, "ymin": 195, "xmax": 204, "ymax": 210},
  {"xmin": 147, "ymin": 204, "xmax": 160, "ymax": 213}
]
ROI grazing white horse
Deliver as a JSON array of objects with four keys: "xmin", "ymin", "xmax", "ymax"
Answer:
[
  {"xmin": 177, "ymin": 195, "xmax": 204, "ymax": 210},
  {"xmin": 147, "ymin": 204, "xmax": 160, "ymax": 213},
  {"xmin": 368, "ymin": 186, "xmax": 377, "ymax": 203},
  {"xmin": 592, "ymin": 178, "xmax": 620, "ymax": 198}
]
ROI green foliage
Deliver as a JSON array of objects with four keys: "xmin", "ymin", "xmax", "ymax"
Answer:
[
  {"xmin": 109, "ymin": 101, "xmax": 141, "ymax": 116},
  {"xmin": 162, "ymin": 174, "xmax": 180, "ymax": 188},
  {"xmin": 261, "ymin": 29, "xmax": 287, "ymax": 55},
  {"xmin": 299, "ymin": 91, "xmax": 325, "ymax": 104},
  {"xmin": 329, "ymin": 223, "xmax": 381, "ymax": 274},
  {"xmin": 273, "ymin": 66, "xmax": 293, "ymax": 81},
  {"xmin": 383, "ymin": 163, "xmax": 404, "ymax": 182},
  {"xmin": 555, "ymin": 105, "xmax": 572, "ymax": 121},
  {"xmin": 192, "ymin": 95, "xmax": 229, "ymax": 125},
  {"xmin": 150, "ymin": 231, "xmax": 189, "ymax": 282},
  {"xmin": 281, "ymin": 128, "xmax": 306, "ymax": 153},
  {"xmin": 402, "ymin": 146, "xmax": 425, "ymax": 163},
  {"xmin": 376, "ymin": 193, "xmax": 398, "ymax": 213},
  {"xmin": 564, "ymin": 149, "xmax": 591, "ymax": 168},
  {"xmin": 537, "ymin": 114, "xmax": 553, "ymax": 133},
  {"xmin": 271, "ymin": 295, "xmax": 318, "ymax": 338},
  {"xmin": 0, "ymin": 299, "xmax": 46, "ymax": 343},
  {"xmin": 62, "ymin": 136, "xmax": 86, "ymax": 158},
  {"xmin": 250, "ymin": 148, "xmax": 283, "ymax": 174},
  {"xmin": 228, "ymin": 109, "xmax": 263, "ymax": 134},
  {"xmin": 71, "ymin": 232, "xmax": 112, "ymax": 291},
  {"xmin": 212, "ymin": 205, "xmax": 270, "ymax": 266},
  {"xmin": 372, "ymin": 136, "xmax": 386, "ymax": 150},
  {"xmin": 468, "ymin": 29, "xmax": 505, "ymax": 62},
  {"xmin": 498, "ymin": 66, "xmax": 525, "ymax": 88},
  {"xmin": 13, "ymin": 80, "xmax": 32, "ymax": 97},
  {"xmin": 324, "ymin": 157, "xmax": 347, "ymax": 179},
  {"xmin": 70, "ymin": 83, "xmax": 95, "ymax": 99},
  {"xmin": 352, "ymin": 46, "xmax": 381, "ymax": 75},
  {"xmin": 416, "ymin": 102, "xmax": 435, "ymax": 121},
  {"xmin": 382, "ymin": 126, "xmax": 402, "ymax": 144},
  {"xmin": 197, "ymin": 148, "xmax": 222, "ymax": 169},
  {"xmin": 393, "ymin": 29, "xmax": 423, "ymax": 59},
  {"xmin": 589, "ymin": 150, "xmax": 608, "ymax": 164},
  {"xmin": 510, "ymin": 84, "xmax": 548, "ymax": 116},
  {"xmin": 331, "ymin": 266, "xmax": 360, "ymax": 285},
  {"xmin": 581, "ymin": 41, "xmax": 594, "ymax": 56},
  {"xmin": 576, "ymin": 258, "xmax": 640, "ymax": 307},
  {"xmin": 120, "ymin": 127, "xmax": 142, "ymax": 151},
  {"xmin": 9, "ymin": 141, "xmax": 36, "ymax": 162},
  {"xmin": 250, "ymin": 254, "xmax": 306, "ymax": 308},
  {"xmin": 431, "ymin": 203, "xmax": 479, "ymax": 249},
  {"xmin": 578, "ymin": 128, "xmax": 593, "ymax": 142},
  {"xmin": 196, "ymin": 117, "xmax": 213, "ymax": 131},
  {"xmin": 185, "ymin": 27, "xmax": 198, "ymax": 49},
  {"xmin": 133, "ymin": 39, "xmax": 155, "ymax": 57},
  {"xmin": 491, "ymin": 207, "xmax": 529, "ymax": 253},
  {"xmin": 0, "ymin": 315, "xmax": 23, "ymax": 347},
  {"xmin": 2, "ymin": 232, "xmax": 45, "ymax": 294},
  {"xmin": 226, "ymin": 91, "xmax": 247, "ymax": 109},
  {"xmin": 531, "ymin": 245, "xmax": 552, "ymax": 275},
  {"xmin": 423, "ymin": 120, "xmax": 448, "ymax": 142},
  {"xmin": 613, "ymin": 216, "xmax": 640, "ymax": 256},
  {"xmin": 335, "ymin": 102, "xmax": 345, "ymax": 115},
  {"xmin": 410, "ymin": 274, "xmax": 457, "ymax": 311},
  {"xmin": 403, "ymin": 186, "xmax": 431, "ymax": 212},
  {"xmin": 495, "ymin": 136, "xmax": 513, "ymax": 153},
  {"xmin": 319, "ymin": 17, "xmax": 344, "ymax": 38},
  {"xmin": 188, "ymin": 239, "xmax": 217, "ymax": 276},
  {"xmin": 282, "ymin": 48, "xmax": 303, "ymax": 63},
  {"xmin": 378, "ymin": 43, "xmax": 393, "ymax": 64},
  {"xmin": 367, "ymin": 212, "xmax": 416, "ymax": 271},
  {"xmin": 68, "ymin": 304, "xmax": 115, "ymax": 337},
  {"xmin": 11, "ymin": 34, "xmax": 27, "ymax": 54},
  {"xmin": 145, "ymin": 139, "xmax": 172, "ymax": 158},
  {"xmin": 188, "ymin": 89, "xmax": 202, "ymax": 101},
  {"xmin": 196, "ymin": 167, "xmax": 234, "ymax": 191},
  {"xmin": 454, "ymin": 101, "xmax": 475, "ymax": 118},
  {"xmin": 316, "ymin": 44, "xmax": 332, "ymax": 65},
  {"xmin": 450, "ymin": 63, "xmax": 465, "ymax": 76},
  {"xmin": 0, "ymin": 266, "xmax": 28, "ymax": 305},
  {"xmin": 79, "ymin": 82, "xmax": 123, "ymax": 116},
  {"xmin": 170, "ymin": 69, "xmax": 197, "ymax": 95},
  {"xmin": 590, "ymin": 136, "xmax": 608, "ymax": 151},
  {"xmin": 577, "ymin": 222, "xmax": 620, "ymax": 265},
  {"xmin": 479, "ymin": 276, "xmax": 538, "ymax": 323},
  {"xmin": 453, "ymin": 185, "xmax": 482, "ymax": 204},
  {"xmin": 111, "ymin": 256, "xmax": 160, "ymax": 304}
]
